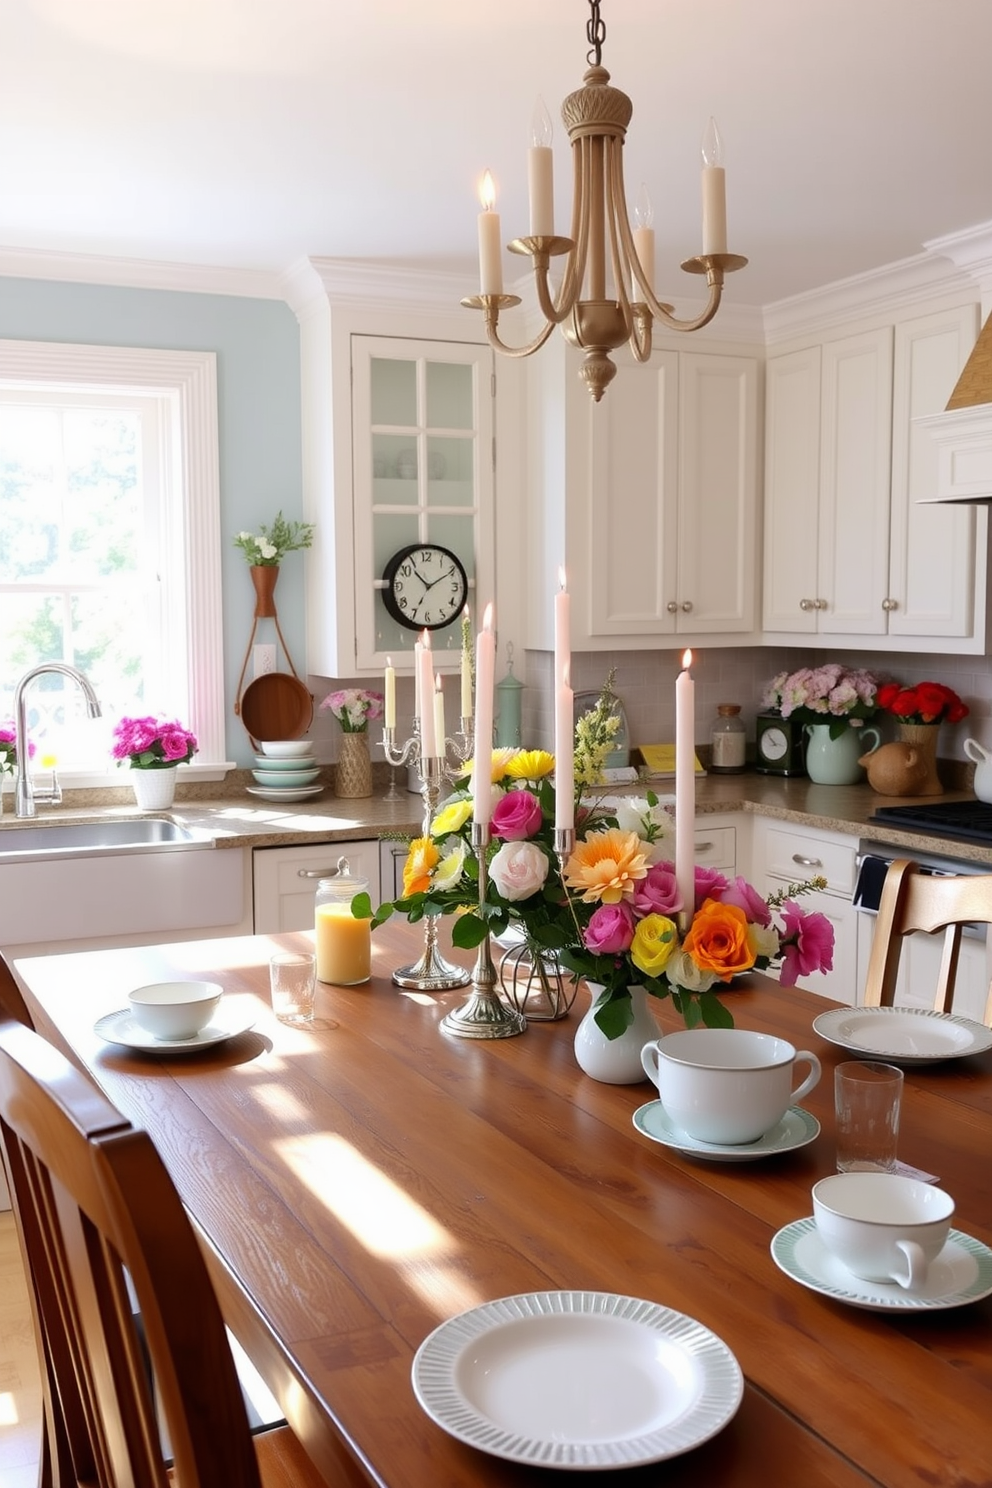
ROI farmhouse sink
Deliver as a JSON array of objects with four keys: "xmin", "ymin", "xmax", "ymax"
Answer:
[{"xmin": 0, "ymin": 817, "xmax": 214, "ymax": 863}]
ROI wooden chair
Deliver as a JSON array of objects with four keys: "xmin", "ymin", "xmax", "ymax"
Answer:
[
  {"xmin": 0, "ymin": 946, "xmax": 37, "ymax": 1027},
  {"xmin": 861, "ymin": 858, "xmax": 992, "ymax": 1026},
  {"xmin": 0, "ymin": 1015, "xmax": 367, "ymax": 1488}
]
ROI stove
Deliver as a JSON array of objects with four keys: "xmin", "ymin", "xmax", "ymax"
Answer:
[{"xmin": 870, "ymin": 799, "xmax": 992, "ymax": 846}]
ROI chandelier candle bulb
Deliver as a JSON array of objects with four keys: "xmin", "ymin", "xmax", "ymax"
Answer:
[
  {"xmin": 477, "ymin": 170, "xmax": 504, "ymax": 296},
  {"xmin": 528, "ymin": 99, "xmax": 555, "ymax": 237},
  {"xmin": 701, "ymin": 116, "xmax": 727, "ymax": 256},
  {"xmin": 472, "ymin": 606, "xmax": 496, "ymax": 824},
  {"xmin": 675, "ymin": 650, "xmax": 696, "ymax": 923},
  {"xmin": 632, "ymin": 184, "xmax": 655, "ymax": 294},
  {"xmin": 384, "ymin": 656, "xmax": 396, "ymax": 730}
]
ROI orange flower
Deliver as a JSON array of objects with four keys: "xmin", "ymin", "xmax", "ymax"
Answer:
[
  {"xmin": 564, "ymin": 828, "xmax": 648, "ymax": 904},
  {"xmin": 682, "ymin": 898, "xmax": 756, "ymax": 981},
  {"xmin": 402, "ymin": 837, "xmax": 440, "ymax": 897}
]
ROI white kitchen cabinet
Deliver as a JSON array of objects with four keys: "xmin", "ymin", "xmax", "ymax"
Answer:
[
  {"xmin": 750, "ymin": 818, "xmax": 859, "ymax": 1003},
  {"xmin": 253, "ymin": 840, "xmax": 381, "ymax": 933},
  {"xmin": 586, "ymin": 350, "xmax": 759, "ymax": 639},
  {"xmin": 763, "ymin": 301, "xmax": 986, "ymax": 650}
]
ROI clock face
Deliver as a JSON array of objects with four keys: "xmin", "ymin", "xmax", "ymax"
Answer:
[
  {"xmin": 381, "ymin": 544, "xmax": 469, "ymax": 632},
  {"xmin": 760, "ymin": 726, "xmax": 789, "ymax": 761}
]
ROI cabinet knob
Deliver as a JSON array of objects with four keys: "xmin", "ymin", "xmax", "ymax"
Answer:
[
  {"xmin": 666, "ymin": 601, "xmax": 679, "ymax": 614},
  {"xmin": 814, "ymin": 599, "xmax": 828, "ymax": 610},
  {"xmin": 799, "ymin": 598, "xmax": 814, "ymax": 612},
  {"xmin": 681, "ymin": 600, "xmax": 693, "ymax": 613},
  {"xmin": 792, "ymin": 853, "xmax": 823, "ymax": 869},
  {"xmin": 881, "ymin": 597, "xmax": 898, "ymax": 612}
]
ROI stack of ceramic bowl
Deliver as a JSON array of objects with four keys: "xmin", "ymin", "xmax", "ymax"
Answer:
[{"xmin": 248, "ymin": 740, "xmax": 324, "ymax": 802}]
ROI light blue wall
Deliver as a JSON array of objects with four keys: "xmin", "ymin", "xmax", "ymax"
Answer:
[{"xmin": 0, "ymin": 276, "xmax": 303, "ymax": 763}]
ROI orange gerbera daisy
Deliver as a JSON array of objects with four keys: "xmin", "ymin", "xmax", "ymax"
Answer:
[
  {"xmin": 402, "ymin": 836, "xmax": 440, "ymax": 897},
  {"xmin": 564, "ymin": 827, "xmax": 649, "ymax": 904}
]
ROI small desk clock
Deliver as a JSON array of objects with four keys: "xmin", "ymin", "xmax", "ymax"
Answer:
[{"xmin": 755, "ymin": 713, "xmax": 807, "ymax": 776}]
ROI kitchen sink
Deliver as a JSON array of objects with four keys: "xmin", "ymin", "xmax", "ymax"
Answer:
[{"xmin": 0, "ymin": 817, "xmax": 214, "ymax": 863}]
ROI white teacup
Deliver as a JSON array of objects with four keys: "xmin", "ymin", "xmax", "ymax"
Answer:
[
  {"xmin": 640, "ymin": 1028, "xmax": 821, "ymax": 1145},
  {"xmin": 812, "ymin": 1172, "xmax": 954, "ymax": 1289}
]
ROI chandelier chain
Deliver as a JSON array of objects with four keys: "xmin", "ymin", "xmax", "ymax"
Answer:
[{"xmin": 585, "ymin": 0, "xmax": 605, "ymax": 67}]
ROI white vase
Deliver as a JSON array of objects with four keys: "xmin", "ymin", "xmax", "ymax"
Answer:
[
  {"xmin": 573, "ymin": 982, "xmax": 658, "ymax": 1084},
  {"xmin": 131, "ymin": 767, "xmax": 178, "ymax": 810},
  {"xmin": 804, "ymin": 723, "xmax": 880, "ymax": 786}
]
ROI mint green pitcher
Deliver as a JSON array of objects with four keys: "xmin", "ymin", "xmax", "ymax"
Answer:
[{"xmin": 804, "ymin": 723, "xmax": 881, "ymax": 785}]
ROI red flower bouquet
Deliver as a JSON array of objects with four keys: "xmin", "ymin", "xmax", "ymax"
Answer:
[{"xmin": 876, "ymin": 681, "xmax": 969, "ymax": 725}]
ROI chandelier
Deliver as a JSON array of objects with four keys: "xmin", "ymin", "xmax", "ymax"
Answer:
[{"xmin": 462, "ymin": 0, "xmax": 747, "ymax": 402}]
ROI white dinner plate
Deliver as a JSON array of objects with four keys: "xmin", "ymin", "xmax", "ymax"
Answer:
[
  {"xmin": 411, "ymin": 1290, "xmax": 742, "ymax": 1471},
  {"xmin": 771, "ymin": 1219, "xmax": 992, "ymax": 1311},
  {"xmin": 812, "ymin": 1005, "xmax": 992, "ymax": 1064},
  {"xmin": 245, "ymin": 784, "xmax": 325, "ymax": 802},
  {"xmin": 95, "ymin": 1001, "xmax": 256, "ymax": 1053},
  {"xmin": 633, "ymin": 1102, "xmax": 820, "ymax": 1162}
]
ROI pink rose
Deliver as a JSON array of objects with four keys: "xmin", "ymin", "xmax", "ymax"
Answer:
[
  {"xmin": 720, "ymin": 875, "xmax": 772, "ymax": 927},
  {"xmin": 160, "ymin": 728, "xmax": 192, "ymax": 761},
  {"xmin": 694, "ymin": 865, "xmax": 730, "ymax": 910},
  {"xmin": 583, "ymin": 902, "xmax": 635, "ymax": 955},
  {"xmin": 778, "ymin": 902, "xmax": 835, "ymax": 986},
  {"xmin": 632, "ymin": 863, "xmax": 683, "ymax": 918},
  {"xmin": 491, "ymin": 789, "xmax": 543, "ymax": 841}
]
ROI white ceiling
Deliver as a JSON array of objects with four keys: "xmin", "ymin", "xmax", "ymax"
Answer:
[{"xmin": 2, "ymin": 0, "xmax": 992, "ymax": 307}]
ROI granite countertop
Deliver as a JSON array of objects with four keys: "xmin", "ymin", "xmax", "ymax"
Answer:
[{"xmin": 2, "ymin": 769, "xmax": 989, "ymax": 865}]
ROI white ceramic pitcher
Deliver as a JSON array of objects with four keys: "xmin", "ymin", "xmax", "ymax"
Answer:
[{"xmin": 964, "ymin": 738, "xmax": 992, "ymax": 803}]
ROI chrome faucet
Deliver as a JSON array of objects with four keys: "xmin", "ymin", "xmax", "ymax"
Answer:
[{"xmin": 13, "ymin": 664, "xmax": 102, "ymax": 817}]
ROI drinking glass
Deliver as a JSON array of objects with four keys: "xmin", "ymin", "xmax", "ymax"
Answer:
[
  {"xmin": 835, "ymin": 1060, "xmax": 903, "ymax": 1172},
  {"xmin": 269, "ymin": 951, "xmax": 317, "ymax": 1024}
]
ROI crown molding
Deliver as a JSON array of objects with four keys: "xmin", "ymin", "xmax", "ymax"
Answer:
[
  {"xmin": 762, "ymin": 250, "xmax": 976, "ymax": 346},
  {"xmin": 924, "ymin": 220, "xmax": 992, "ymax": 308},
  {"xmin": 0, "ymin": 243, "xmax": 286, "ymax": 299},
  {"xmin": 284, "ymin": 256, "xmax": 478, "ymax": 321}
]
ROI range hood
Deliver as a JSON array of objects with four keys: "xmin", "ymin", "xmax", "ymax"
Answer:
[{"xmin": 918, "ymin": 310, "xmax": 992, "ymax": 503}]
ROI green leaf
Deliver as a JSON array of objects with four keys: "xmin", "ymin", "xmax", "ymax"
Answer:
[
  {"xmin": 699, "ymin": 991, "xmax": 735, "ymax": 1028},
  {"xmin": 451, "ymin": 913, "xmax": 490, "ymax": 949},
  {"xmin": 593, "ymin": 992, "xmax": 634, "ymax": 1041},
  {"xmin": 370, "ymin": 902, "xmax": 395, "ymax": 929},
  {"xmin": 350, "ymin": 891, "xmax": 373, "ymax": 920}
]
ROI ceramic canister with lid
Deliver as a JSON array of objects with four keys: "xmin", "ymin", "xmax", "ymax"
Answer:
[{"xmin": 315, "ymin": 856, "xmax": 371, "ymax": 984}]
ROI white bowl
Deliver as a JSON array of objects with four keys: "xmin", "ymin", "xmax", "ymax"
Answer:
[
  {"xmin": 260, "ymin": 739, "xmax": 314, "ymax": 758},
  {"xmin": 253, "ymin": 753, "xmax": 315, "ymax": 770},
  {"xmin": 251, "ymin": 767, "xmax": 321, "ymax": 787},
  {"xmin": 128, "ymin": 981, "xmax": 222, "ymax": 1040}
]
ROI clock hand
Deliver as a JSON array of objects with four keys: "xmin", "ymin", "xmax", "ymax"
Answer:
[{"xmin": 422, "ymin": 565, "xmax": 455, "ymax": 591}]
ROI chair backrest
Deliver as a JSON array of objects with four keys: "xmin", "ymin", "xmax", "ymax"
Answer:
[
  {"xmin": 861, "ymin": 858, "xmax": 992, "ymax": 1026},
  {"xmin": 0, "ymin": 1016, "xmax": 264, "ymax": 1488},
  {"xmin": 0, "ymin": 948, "xmax": 36, "ymax": 1027}
]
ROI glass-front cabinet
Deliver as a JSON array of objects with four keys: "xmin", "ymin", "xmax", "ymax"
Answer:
[{"xmin": 351, "ymin": 335, "xmax": 495, "ymax": 671}]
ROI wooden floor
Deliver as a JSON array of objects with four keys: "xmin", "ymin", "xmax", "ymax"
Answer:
[{"xmin": 0, "ymin": 1211, "xmax": 43, "ymax": 1488}]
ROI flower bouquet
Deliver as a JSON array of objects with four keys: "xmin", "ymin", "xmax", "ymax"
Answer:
[
  {"xmin": 367, "ymin": 742, "xmax": 834, "ymax": 1039},
  {"xmin": 319, "ymin": 688, "xmax": 384, "ymax": 733},
  {"xmin": 0, "ymin": 725, "xmax": 34, "ymax": 777},
  {"xmin": 761, "ymin": 664, "xmax": 880, "ymax": 740},
  {"xmin": 111, "ymin": 716, "xmax": 198, "ymax": 769},
  {"xmin": 233, "ymin": 511, "xmax": 315, "ymax": 566},
  {"xmin": 875, "ymin": 680, "xmax": 969, "ymax": 725}
]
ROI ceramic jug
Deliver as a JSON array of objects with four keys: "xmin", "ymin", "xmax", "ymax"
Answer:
[
  {"xmin": 804, "ymin": 723, "xmax": 881, "ymax": 786},
  {"xmin": 964, "ymin": 738, "xmax": 992, "ymax": 803}
]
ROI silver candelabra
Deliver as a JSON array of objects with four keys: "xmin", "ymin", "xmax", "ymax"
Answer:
[{"xmin": 439, "ymin": 822, "xmax": 527, "ymax": 1040}]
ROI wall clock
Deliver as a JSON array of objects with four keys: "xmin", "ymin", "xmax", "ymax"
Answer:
[
  {"xmin": 381, "ymin": 543, "xmax": 468, "ymax": 631},
  {"xmin": 755, "ymin": 713, "xmax": 807, "ymax": 776}
]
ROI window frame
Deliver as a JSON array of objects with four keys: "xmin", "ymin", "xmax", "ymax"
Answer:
[{"xmin": 0, "ymin": 339, "xmax": 227, "ymax": 783}]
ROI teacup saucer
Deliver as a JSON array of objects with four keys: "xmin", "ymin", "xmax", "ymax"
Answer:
[
  {"xmin": 770, "ymin": 1218, "xmax": 992, "ymax": 1311},
  {"xmin": 632, "ymin": 1102, "xmax": 819, "ymax": 1162}
]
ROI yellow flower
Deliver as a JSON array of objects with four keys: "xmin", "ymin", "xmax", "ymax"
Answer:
[
  {"xmin": 630, "ymin": 914, "xmax": 678, "ymax": 977},
  {"xmin": 457, "ymin": 747, "xmax": 520, "ymax": 783},
  {"xmin": 433, "ymin": 840, "xmax": 468, "ymax": 890},
  {"xmin": 504, "ymin": 749, "xmax": 555, "ymax": 782},
  {"xmin": 683, "ymin": 899, "xmax": 756, "ymax": 980},
  {"xmin": 564, "ymin": 828, "xmax": 648, "ymax": 904},
  {"xmin": 431, "ymin": 798, "xmax": 473, "ymax": 837},
  {"xmin": 402, "ymin": 837, "xmax": 440, "ymax": 897}
]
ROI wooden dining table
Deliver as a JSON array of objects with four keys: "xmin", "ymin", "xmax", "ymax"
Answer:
[{"xmin": 12, "ymin": 920, "xmax": 992, "ymax": 1488}]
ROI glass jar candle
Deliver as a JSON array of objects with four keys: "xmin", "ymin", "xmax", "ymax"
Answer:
[{"xmin": 315, "ymin": 857, "xmax": 371, "ymax": 984}]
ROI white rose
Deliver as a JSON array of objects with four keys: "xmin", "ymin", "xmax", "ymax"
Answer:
[
  {"xmin": 748, "ymin": 924, "xmax": 780, "ymax": 962},
  {"xmin": 665, "ymin": 949, "xmax": 717, "ymax": 994},
  {"xmin": 613, "ymin": 797, "xmax": 676, "ymax": 862},
  {"xmin": 489, "ymin": 841, "xmax": 549, "ymax": 902}
]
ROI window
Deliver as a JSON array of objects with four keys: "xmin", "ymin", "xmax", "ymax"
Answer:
[{"xmin": 0, "ymin": 341, "xmax": 225, "ymax": 782}]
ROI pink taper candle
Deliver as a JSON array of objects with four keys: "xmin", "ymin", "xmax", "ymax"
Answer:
[
  {"xmin": 384, "ymin": 655, "xmax": 396, "ymax": 730},
  {"xmin": 416, "ymin": 632, "xmax": 437, "ymax": 758},
  {"xmin": 472, "ymin": 606, "xmax": 496, "ymax": 824},
  {"xmin": 555, "ymin": 661, "xmax": 575, "ymax": 831},
  {"xmin": 675, "ymin": 649, "xmax": 695, "ymax": 920},
  {"xmin": 433, "ymin": 673, "xmax": 446, "ymax": 758}
]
